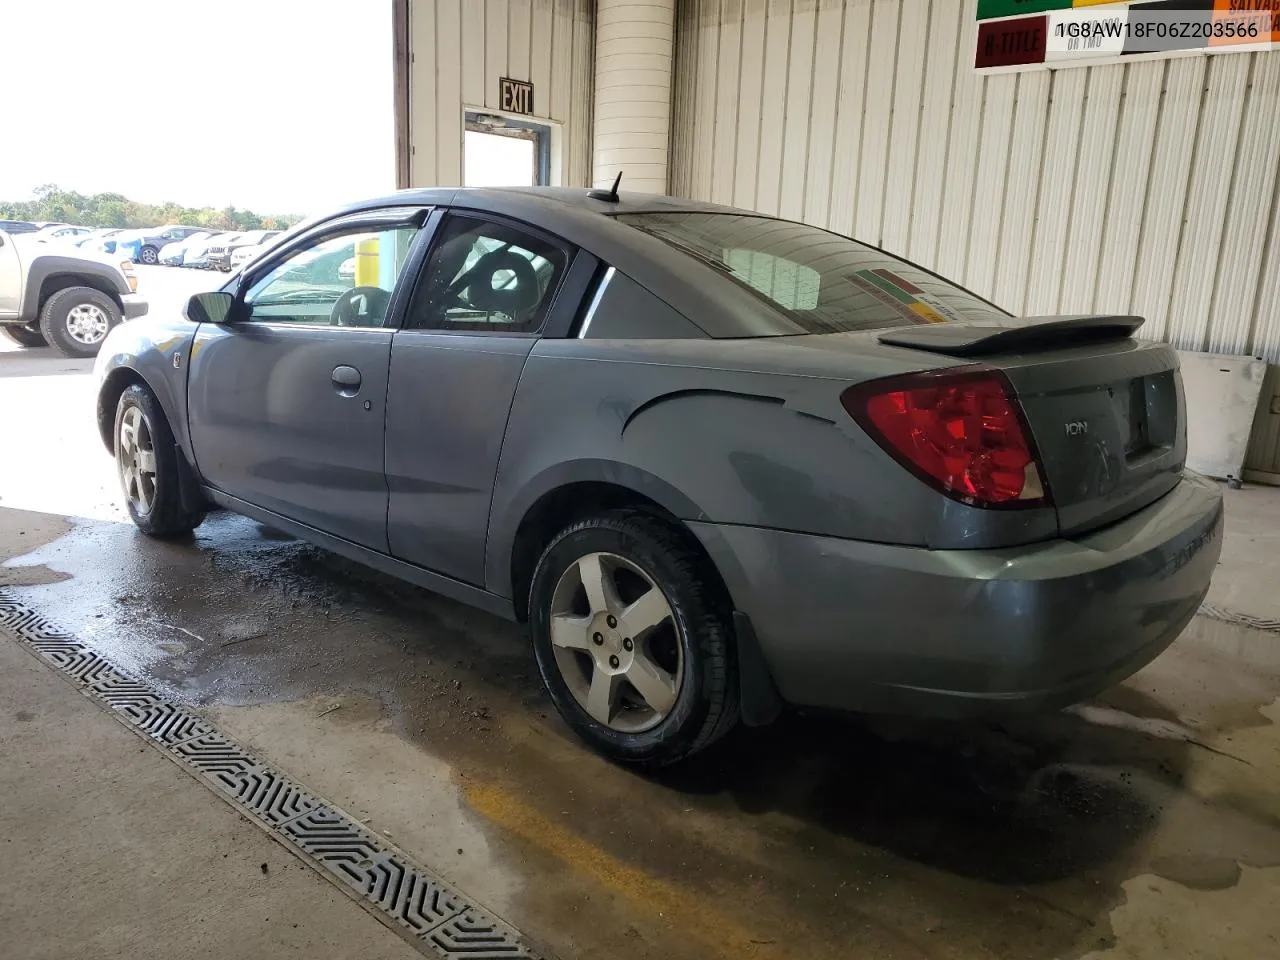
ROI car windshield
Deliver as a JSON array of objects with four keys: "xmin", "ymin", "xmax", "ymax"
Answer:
[{"xmin": 618, "ymin": 212, "xmax": 1008, "ymax": 336}]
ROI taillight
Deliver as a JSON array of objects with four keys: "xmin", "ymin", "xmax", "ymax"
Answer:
[{"xmin": 842, "ymin": 367, "xmax": 1049, "ymax": 508}]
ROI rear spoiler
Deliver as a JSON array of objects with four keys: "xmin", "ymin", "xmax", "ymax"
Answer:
[{"xmin": 878, "ymin": 314, "xmax": 1144, "ymax": 357}]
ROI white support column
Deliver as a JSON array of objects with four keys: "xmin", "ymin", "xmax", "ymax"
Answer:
[{"xmin": 592, "ymin": 0, "xmax": 676, "ymax": 194}]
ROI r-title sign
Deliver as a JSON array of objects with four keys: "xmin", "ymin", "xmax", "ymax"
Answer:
[{"xmin": 975, "ymin": 0, "xmax": 1279, "ymax": 72}]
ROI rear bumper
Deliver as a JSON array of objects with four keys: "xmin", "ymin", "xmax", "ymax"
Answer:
[
  {"xmin": 691, "ymin": 472, "xmax": 1224, "ymax": 717},
  {"xmin": 121, "ymin": 294, "xmax": 148, "ymax": 320}
]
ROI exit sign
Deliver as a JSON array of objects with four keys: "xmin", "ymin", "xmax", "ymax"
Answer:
[{"xmin": 499, "ymin": 77, "xmax": 534, "ymax": 115}]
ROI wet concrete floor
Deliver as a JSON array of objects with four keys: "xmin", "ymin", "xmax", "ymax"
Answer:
[{"xmin": 4, "ymin": 333, "xmax": 1280, "ymax": 959}]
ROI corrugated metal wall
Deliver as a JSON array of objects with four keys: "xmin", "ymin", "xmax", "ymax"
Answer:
[
  {"xmin": 670, "ymin": 0, "xmax": 1280, "ymax": 367},
  {"xmin": 407, "ymin": 0, "xmax": 594, "ymax": 189}
]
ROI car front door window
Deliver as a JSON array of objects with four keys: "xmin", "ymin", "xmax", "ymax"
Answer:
[
  {"xmin": 410, "ymin": 215, "xmax": 568, "ymax": 333},
  {"xmin": 245, "ymin": 226, "xmax": 420, "ymax": 328}
]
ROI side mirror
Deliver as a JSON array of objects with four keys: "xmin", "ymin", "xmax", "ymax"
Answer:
[{"xmin": 184, "ymin": 291, "xmax": 240, "ymax": 325}]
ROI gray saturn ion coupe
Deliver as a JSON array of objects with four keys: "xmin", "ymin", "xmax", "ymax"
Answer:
[{"xmin": 94, "ymin": 187, "xmax": 1224, "ymax": 765}]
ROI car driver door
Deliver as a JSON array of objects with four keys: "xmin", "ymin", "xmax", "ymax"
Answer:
[
  {"xmin": 385, "ymin": 211, "xmax": 589, "ymax": 585},
  {"xmin": 187, "ymin": 209, "xmax": 429, "ymax": 550}
]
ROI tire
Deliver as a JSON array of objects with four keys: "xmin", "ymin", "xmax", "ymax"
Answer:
[
  {"xmin": 1, "ymin": 322, "xmax": 47, "ymax": 348},
  {"xmin": 139, "ymin": 245, "xmax": 159, "ymax": 265},
  {"xmin": 114, "ymin": 383, "xmax": 206, "ymax": 537},
  {"xmin": 529, "ymin": 510, "xmax": 740, "ymax": 766},
  {"xmin": 39, "ymin": 286, "xmax": 122, "ymax": 358}
]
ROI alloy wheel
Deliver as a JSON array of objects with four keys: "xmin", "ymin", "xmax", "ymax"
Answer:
[
  {"xmin": 118, "ymin": 405, "xmax": 158, "ymax": 515},
  {"xmin": 548, "ymin": 551, "xmax": 684, "ymax": 733},
  {"xmin": 65, "ymin": 303, "xmax": 110, "ymax": 345}
]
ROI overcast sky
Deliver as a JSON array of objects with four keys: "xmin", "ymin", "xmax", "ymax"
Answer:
[{"xmin": 0, "ymin": 0, "xmax": 393, "ymax": 217}]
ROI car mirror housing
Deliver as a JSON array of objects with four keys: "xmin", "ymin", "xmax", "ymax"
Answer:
[{"xmin": 184, "ymin": 291, "xmax": 239, "ymax": 325}]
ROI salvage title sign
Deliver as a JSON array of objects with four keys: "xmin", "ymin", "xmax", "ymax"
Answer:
[{"xmin": 975, "ymin": 0, "xmax": 1279, "ymax": 72}]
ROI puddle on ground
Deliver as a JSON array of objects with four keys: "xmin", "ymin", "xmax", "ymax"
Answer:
[{"xmin": 1079, "ymin": 866, "xmax": 1280, "ymax": 960}]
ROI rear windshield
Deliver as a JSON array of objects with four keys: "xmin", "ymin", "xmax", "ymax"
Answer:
[{"xmin": 618, "ymin": 212, "xmax": 1008, "ymax": 336}]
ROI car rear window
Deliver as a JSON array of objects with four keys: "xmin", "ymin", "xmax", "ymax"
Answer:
[{"xmin": 617, "ymin": 212, "xmax": 1008, "ymax": 336}]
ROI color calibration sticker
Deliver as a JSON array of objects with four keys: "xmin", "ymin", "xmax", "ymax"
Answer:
[
  {"xmin": 975, "ymin": 1, "xmax": 1278, "ymax": 72},
  {"xmin": 849, "ymin": 270, "xmax": 959, "ymax": 324}
]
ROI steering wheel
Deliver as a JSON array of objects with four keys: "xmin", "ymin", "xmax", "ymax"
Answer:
[
  {"xmin": 330, "ymin": 286, "xmax": 392, "ymax": 327},
  {"xmin": 441, "ymin": 249, "xmax": 540, "ymax": 317}
]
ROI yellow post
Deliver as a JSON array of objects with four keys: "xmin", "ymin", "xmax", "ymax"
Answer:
[{"xmin": 354, "ymin": 237, "xmax": 380, "ymax": 286}]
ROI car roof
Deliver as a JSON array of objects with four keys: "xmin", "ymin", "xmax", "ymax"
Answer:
[
  {"xmin": 345, "ymin": 186, "xmax": 753, "ymax": 220},
  {"xmin": 312, "ymin": 187, "xmax": 792, "ymax": 338}
]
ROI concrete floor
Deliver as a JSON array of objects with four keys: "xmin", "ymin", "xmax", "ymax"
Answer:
[
  {"xmin": 0, "ymin": 629, "xmax": 419, "ymax": 960},
  {"xmin": 3, "ymin": 276, "xmax": 1280, "ymax": 959}
]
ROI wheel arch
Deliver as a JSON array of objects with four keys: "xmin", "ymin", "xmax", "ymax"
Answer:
[
  {"xmin": 507, "ymin": 475, "xmax": 785, "ymax": 736},
  {"xmin": 497, "ymin": 463, "xmax": 716, "ymax": 623},
  {"xmin": 34, "ymin": 272, "xmax": 125, "ymax": 318},
  {"xmin": 96, "ymin": 366, "xmax": 149, "ymax": 452}
]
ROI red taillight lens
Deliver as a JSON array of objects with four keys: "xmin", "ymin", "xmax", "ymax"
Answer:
[{"xmin": 843, "ymin": 368, "xmax": 1049, "ymax": 507}]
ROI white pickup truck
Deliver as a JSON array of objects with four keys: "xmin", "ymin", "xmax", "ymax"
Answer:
[{"xmin": 0, "ymin": 230, "xmax": 147, "ymax": 358}]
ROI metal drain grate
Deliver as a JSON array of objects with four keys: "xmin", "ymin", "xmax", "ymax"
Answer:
[{"xmin": 0, "ymin": 588, "xmax": 541, "ymax": 960}]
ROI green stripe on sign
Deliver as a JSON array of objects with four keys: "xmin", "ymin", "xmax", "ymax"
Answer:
[
  {"xmin": 856, "ymin": 270, "xmax": 916, "ymax": 305},
  {"xmin": 978, "ymin": 0, "xmax": 1072, "ymax": 20}
]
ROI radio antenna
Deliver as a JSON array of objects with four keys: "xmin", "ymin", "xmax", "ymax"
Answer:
[{"xmin": 588, "ymin": 171, "xmax": 623, "ymax": 202}]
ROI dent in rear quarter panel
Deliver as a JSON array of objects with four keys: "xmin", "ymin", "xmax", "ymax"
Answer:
[
  {"xmin": 485, "ymin": 341, "xmax": 949, "ymax": 597},
  {"xmin": 95, "ymin": 317, "xmax": 198, "ymax": 454},
  {"xmin": 485, "ymin": 337, "xmax": 1072, "ymax": 598}
]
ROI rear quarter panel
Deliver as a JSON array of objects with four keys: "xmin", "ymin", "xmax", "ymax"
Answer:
[{"xmin": 484, "ymin": 337, "xmax": 1061, "ymax": 598}]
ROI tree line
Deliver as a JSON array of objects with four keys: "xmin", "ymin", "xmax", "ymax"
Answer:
[{"xmin": 0, "ymin": 184, "xmax": 303, "ymax": 232}]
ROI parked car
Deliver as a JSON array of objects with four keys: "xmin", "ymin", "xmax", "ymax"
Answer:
[
  {"xmin": 1, "ymin": 228, "xmax": 145, "ymax": 357},
  {"xmin": 0, "ymin": 219, "xmax": 40, "ymax": 235},
  {"xmin": 206, "ymin": 230, "xmax": 281, "ymax": 272},
  {"xmin": 229, "ymin": 241, "xmax": 272, "ymax": 272},
  {"xmin": 84, "ymin": 229, "xmax": 129, "ymax": 255},
  {"xmin": 76, "ymin": 228, "xmax": 126, "ymax": 250},
  {"xmin": 92, "ymin": 188, "xmax": 1224, "ymax": 765},
  {"xmin": 117, "ymin": 225, "xmax": 205, "ymax": 265},
  {"xmin": 183, "ymin": 232, "xmax": 242, "ymax": 269},
  {"xmin": 159, "ymin": 231, "xmax": 212, "ymax": 266},
  {"xmin": 28, "ymin": 223, "xmax": 93, "ymax": 244}
]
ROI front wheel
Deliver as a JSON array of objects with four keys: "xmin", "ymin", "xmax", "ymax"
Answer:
[
  {"xmin": 529, "ymin": 511, "xmax": 740, "ymax": 766},
  {"xmin": 139, "ymin": 245, "xmax": 159, "ymax": 265},
  {"xmin": 1, "ymin": 322, "xmax": 48, "ymax": 348},
  {"xmin": 115, "ymin": 384, "xmax": 206, "ymax": 537},
  {"xmin": 39, "ymin": 286, "xmax": 122, "ymax": 358}
]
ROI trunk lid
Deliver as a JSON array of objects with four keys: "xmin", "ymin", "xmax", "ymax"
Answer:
[{"xmin": 879, "ymin": 315, "xmax": 1186, "ymax": 536}]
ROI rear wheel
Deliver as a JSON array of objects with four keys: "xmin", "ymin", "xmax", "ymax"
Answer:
[
  {"xmin": 139, "ymin": 245, "xmax": 159, "ymax": 265},
  {"xmin": 115, "ymin": 384, "xmax": 206, "ymax": 537},
  {"xmin": 39, "ymin": 286, "xmax": 121, "ymax": 358},
  {"xmin": 529, "ymin": 511, "xmax": 739, "ymax": 766},
  {"xmin": 1, "ymin": 322, "xmax": 47, "ymax": 348}
]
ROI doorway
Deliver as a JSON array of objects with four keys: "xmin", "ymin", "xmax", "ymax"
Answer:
[{"xmin": 463, "ymin": 111, "xmax": 551, "ymax": 187}]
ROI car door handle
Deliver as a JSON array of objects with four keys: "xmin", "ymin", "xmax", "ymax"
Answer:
[{"xmin": 331, "ymin": 364, "xmax": 362, "ymax": 397}]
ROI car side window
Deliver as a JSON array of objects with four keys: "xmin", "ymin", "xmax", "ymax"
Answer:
[
  {"xmin": 408, "ymin": 214, "xmax": 569, "ymax": 333},
  {"xmin": 243, "ymin": 225, "xmax": 421, "ymax": 329}
]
